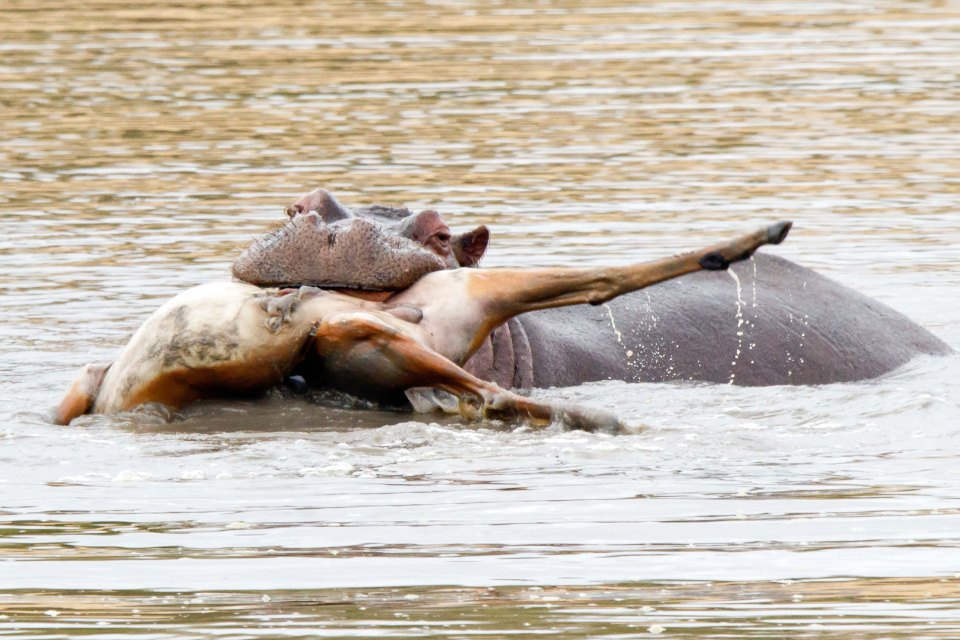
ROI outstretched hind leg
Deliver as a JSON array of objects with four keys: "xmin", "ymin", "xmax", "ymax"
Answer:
[
  {"xmin": 314, "ymin": 312, "xmax": 625, "ymax": 434},
  {"xmin": 406, "ymin": 222, "xmax": 792, "ymax": 362},
  {"xmin": 54, "ymin": 362, "xmax": 111, "ymax": 425}
]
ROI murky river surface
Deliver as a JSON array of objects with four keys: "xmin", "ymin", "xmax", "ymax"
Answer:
[{"xmin": 2, "ymin": 0, "xmax": 960, "ymax": 637}]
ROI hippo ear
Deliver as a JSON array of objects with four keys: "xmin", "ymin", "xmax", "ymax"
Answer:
[{"xmin": 452, "ymin": 225, "xmax": 489, "ymax": 267}]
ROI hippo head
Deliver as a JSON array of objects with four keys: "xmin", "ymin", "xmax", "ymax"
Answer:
[{"xmin": 232, "ymin": 188, "xmax": 489, "ymax": 290}]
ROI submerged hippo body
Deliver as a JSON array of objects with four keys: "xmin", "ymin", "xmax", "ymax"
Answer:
[
  {"xmin": 235, "ymin": 189, "xmax": 952, "ymax": 389},
  {"xmin": 469, "ymin": 253, "xmax": 950, "ymax": 388}
]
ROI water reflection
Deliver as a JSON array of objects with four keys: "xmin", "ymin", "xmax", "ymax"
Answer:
[
  {"xmin": 2, "ymin": 0, "xmax": 959, "ymax": 637},
  {"xmin": 3, "ymin": 580, "xmax": 960, "ymax": 639}
]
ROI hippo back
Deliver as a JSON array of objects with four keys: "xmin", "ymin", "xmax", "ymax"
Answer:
[{"xmin": 512, "ymin": 253, "xmax": 951, "ymax": 387}]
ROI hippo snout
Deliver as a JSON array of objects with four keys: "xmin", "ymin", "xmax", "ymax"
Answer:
[{"xmin": 233, "ymin": 215, "xmax": 447, "ymax": 290}]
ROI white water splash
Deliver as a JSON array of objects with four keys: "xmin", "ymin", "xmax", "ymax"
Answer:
[
  {"xmin": 603, "ymin": 303, "xmax": 635, "ymax": 369},
  {"xmin": 603, "ymin": 303, "xmax": 623, "ymax": 344},
  {"xmin": 728, "ymin": 267, "xmax": 745, "ymax": 385},
  {"xmin": 783, "ymin": 283, "xmax": 810, "ymax": 377},
  {"xmin": 641, "ymin": 291, "xmax": 667, "ymax": 376},
  {"xmin": 798, "ymin": 281, "xmax": 809, "ymax": 368},
  {"xmin": 748, "ymin": 257, "xmax": 758, "ymax": 364}
]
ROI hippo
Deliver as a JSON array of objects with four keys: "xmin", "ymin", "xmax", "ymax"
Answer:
[
  {"xmin": 254, "ymin": 189, "xmax": 951, "ymax": 390},
  {"xmin": 232, "ymin": 188, "xmax": 489, "ymax": 290},
  {"xmin": 54, "ymin": 207, "xmax": 794, "ymax": 432},
  {"xmin": 484, "ymin": 254, "xmax": 952, "ymax": 388}
]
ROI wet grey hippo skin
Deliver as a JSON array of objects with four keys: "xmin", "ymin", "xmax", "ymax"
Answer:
[
  {"xmin": 492, "ymin": 253, "xmax": 951, "ymax": 388},
  {"xmin": 234, "ymin": 190, "xmax": 951, "ymax": 388}
]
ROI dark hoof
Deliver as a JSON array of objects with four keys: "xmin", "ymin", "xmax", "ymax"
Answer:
[{"xmin": 767, "ymin": 221, "xmax": 792, "ymax": 245}]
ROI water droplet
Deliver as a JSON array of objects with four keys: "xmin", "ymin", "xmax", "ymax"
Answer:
[{"xmin": 728, "ymin": 268, "xmax": 745, "ymax": 384}]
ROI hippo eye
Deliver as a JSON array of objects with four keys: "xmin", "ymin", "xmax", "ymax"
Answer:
[{"xmin": 434, "ymin": 232, "xmax": 451, "ymax": 244}]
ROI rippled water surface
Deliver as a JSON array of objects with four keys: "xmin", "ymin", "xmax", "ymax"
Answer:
[{"xmin": 2, "ymin": 0, "xmax": 960, "ymax": 637}]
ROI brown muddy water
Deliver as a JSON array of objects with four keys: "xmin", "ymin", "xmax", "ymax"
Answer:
[{"xmin": 2, "ymin": 0, "xmax": 960, "ymax": 637}]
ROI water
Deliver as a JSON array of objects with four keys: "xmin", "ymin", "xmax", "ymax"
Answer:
[{"xmin": 2, "ymin": 0, "xmax": 960, "ymax": 636}]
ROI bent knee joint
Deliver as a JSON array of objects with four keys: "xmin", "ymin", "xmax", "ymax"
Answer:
[{"xmin": 585, "ymin": 274, "xmax": 618, "ymax": 305}]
